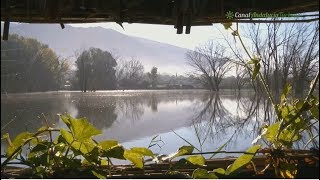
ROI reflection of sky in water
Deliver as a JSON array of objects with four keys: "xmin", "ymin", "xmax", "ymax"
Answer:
[{"xmin": 2, "ymin": 90, "xmax": 316, "ymax": 159}]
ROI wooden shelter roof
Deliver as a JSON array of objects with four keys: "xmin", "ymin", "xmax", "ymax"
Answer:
[{"xmin": 1, "ymin": 0, "xmax": 319, "ymax": 38}]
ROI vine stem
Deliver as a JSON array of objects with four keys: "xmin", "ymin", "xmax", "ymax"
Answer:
[
  {"xmin": 230, "ymin": 26, "xmax": 278, "ymax": 116},
  {"xmin": 1, "ymin": 128, "xmax": 60, "ymax": 168}
]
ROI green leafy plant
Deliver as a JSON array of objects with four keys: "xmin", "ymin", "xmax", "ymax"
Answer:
[
  {"xmin": 222, "ymin": 22, "xmax": 319, "ymax": 178},
  {"xmin": 1, "ymin": 114, "xmax": 158, "ymax": 178},
  {"xmin": 1, "ymin": 23, "xmax": 318, "ymax": 179}
]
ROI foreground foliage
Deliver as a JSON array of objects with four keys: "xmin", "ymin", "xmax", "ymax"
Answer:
[{"xmin": 1, "ymin": 23, "xmax": 319, "ymax": 179}]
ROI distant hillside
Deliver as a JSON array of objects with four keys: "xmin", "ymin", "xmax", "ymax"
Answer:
[{"xmin": 2, "ymin": 23, "xmax": 191, "ymax": 74}]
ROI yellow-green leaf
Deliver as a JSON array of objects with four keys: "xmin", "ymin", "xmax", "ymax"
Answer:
[
  {"xmin": 225, "ymin": 145, "xmax": 261, "ymax": 175},
  {"xmin": 130, "ymin": 147, "xmax": 154, "ymax": 157},
  {"xmin": 213, "ymin": 168, "xmax": 225, "ymax": 175},
  {"xmin": 124, "ymin": 150, "xmax": 144, "ymax": 169},
  {"xmin": 192, "ymin": 168, "xmax": 218, "ymax": 179},
  {"xmin": 222, "ymin": 22, "xmax": 232, "ymax": 30},
  {"xmin": 263, "ymin": 122, "xmax": 280, "ymax": 143},
  {"xmin": 6, "ymin": 132, "xmax": 34, "ymax": 158},
  {"xmin": 100, "ymin": 159, "xmax": 109, "ymax": 166},
  {"xmin": 69, "ymin": 117, "xmax": 102, "ymax": 141},
  {"xmin": 60, "ymin": 129, "xmax": 74, "ymax": 144},
  {"xmin": 104, "ymin": 145, "xmax": 125, "ymax": 159},
  {"xmin": 98, "ymin": 140, "xmax": 119, "ymax": 150},
  {"xmin": 59, "ymin": 114, "xmax": 72, "ymax": 127},
  {"xmin": 186, "ymin": 155, "xmax": 205, "ymax": 166},
  {"xmin": 170, "ymin": 146, "xmax": 194, "ymax": 159}
]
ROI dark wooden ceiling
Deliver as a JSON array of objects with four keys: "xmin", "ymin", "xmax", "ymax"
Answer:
[{"xmin": 1, "ymin": 0, "xmax": 319, "ymax": 36}]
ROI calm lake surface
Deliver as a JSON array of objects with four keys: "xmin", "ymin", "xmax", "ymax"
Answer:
[{"xmin": 1, "ymin": 90, "xmax": 275, "ymax": 158}]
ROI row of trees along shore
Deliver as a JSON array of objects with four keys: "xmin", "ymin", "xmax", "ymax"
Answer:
[{"xmin": 1, "ymin": 21, "xmax": 318, "ymax": 96}]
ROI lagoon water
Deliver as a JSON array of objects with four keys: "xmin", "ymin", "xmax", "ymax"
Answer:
[{"xmin": 1, "ymin": 90, "xmax": 275, "ymax": 158}]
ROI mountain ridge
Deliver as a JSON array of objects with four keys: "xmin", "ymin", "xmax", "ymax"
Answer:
[{"xmin": 1, "ymin": 23, "xmax": 191, "ymax": 74}]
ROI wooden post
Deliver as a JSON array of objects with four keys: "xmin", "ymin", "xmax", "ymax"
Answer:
[{"xmin": 3, "ymin": 19, "xmax": 10, "ymax": 41}]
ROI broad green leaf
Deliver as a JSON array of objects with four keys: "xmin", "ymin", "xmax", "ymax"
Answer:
[
  {"xmin": 54, "ymin": 143, "xmax": 66, "ymax": 153},
  {"xmin": 72, "ymin": 140, "xmax": 96, "ymax": 155},
  {"xmin": 281, "ymin": 106, "xmax": 290, "ymax": 119},
  {"xmin": 69, "ymin": 117, "xmax": 102, "ymax": 142},
  {"xmin": 225, "ymin": 145, "xmax": 261, "ymax": 175},
  {"xmin": 130, "ymin": 147, "xmax": 154, "ymax": 157},
  {"xmin": 278, "ymin": 129, "xmax": 300, "ymax": 148},
  {"xmin": 61, "ymin": 129, "xmax": 96, "ymax": 155},
  {"xmin": 222, "ymin": 22, "xmax": 232, "ymax": 30},
  {"xmin": 213, "ymin": 168, "xmax": 225, "ymax": 175},
  {"xmin": 92, "ymin": 170, "xmax": 106, "ymax": 179},
  {"xmin": 192, "ymin": 168, "xmax": 218, "ymax": 179},
  {"xmin": 103, "ymin": 145, "xmax": 126, "ymax": 159},
  {"xmin": 60, "ymin": 129, "xmax": 74, "ymax": 144},
  {"xmin": 100, "ymin": 159, "xmax": 109, "ymax": 166},
  {"xmin": 28, "ymin": 142, "xmax": 50, "ymax": 159},
  {"xmin": 170, "ymin": 146, "xmax": 194, "ymax": 159},
  {"xmin": 59, "ymin": 114, "xmax": 72, "ymax": 128},
  {"xmin": 263, "ymin": 122, "xmax": 280, "ymax": 143},
  {"xmin": 124, "ymin": 149, "xmax": 144, "ymax": 169},
  {"xmin": 6, "ymin": 132, "xmax": 34, "ymax": 158},
  {"xmin": 186, "ymin": 155, "xmax": 205, "ymax": 166},
  {"xmin": 98, "ymin": 140, "xmax": 119, "ymax": 150},
  {"xmin": 84, "ymin": 147, "xmax": 100, "ymax": 164}
]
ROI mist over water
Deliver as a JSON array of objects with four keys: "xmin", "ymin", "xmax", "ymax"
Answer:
[{"xmin": 2, "ymin": 90, "xmax": 310, "ymax": 157}]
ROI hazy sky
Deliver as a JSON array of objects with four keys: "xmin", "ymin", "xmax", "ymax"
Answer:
[{"xmin": 70, "ymin": 22, "xmax": 227, "ymax": 50}]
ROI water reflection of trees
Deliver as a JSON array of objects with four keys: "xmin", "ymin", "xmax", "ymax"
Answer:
[
  {"xmin": 116, "ymin": 91, "xmax": 202, "ymax": 122},
  {"xmin": 190, "ymin": 92, "xmax": 275, "ymax": 149},
  {"xmin": 75, "ymin": 95, "xmax": 118, "ymax": 129},
  {"xmin": 147, "ymin": 93, "xmax": 159, "ymax": 112},
  {"xmin": 117, "ymin": 96, "xmax": 145, "ymax": 122},
  {"xmin": 1, "ymin": 95, "xmax": 66, "ymax": 138}
]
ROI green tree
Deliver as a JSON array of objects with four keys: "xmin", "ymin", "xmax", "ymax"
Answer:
[
  {"xmin": 147, "ymin": 67, "xmax": 158, "ymax": 89},
  {"xmin": 75, "ymin": 48, "xmax": 117, "ymax": 92},
  {"xmin": 1, "ymin": 34, "xmax": 69, "ymax": 93}
]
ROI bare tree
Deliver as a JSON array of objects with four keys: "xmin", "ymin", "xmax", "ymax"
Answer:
[
  {"xmin": 116, "ymin": 57, "xmax": 145, "ymax": 89},
  {"xmin": 248, "ymin": 22, "xmax": 319, "ymax": 96},
  {"xmin": 291, "ymin": 23, "xmax": 319, "ymax": 96},
  {"xmin": 235, "ymin": 63, "xmax": 249, "ymax": 91},
  {"xmin": 223, "ymin": 22, "xmax": 319, "ymax": 97},
  {"xmin": 186, "ymin": 41, "xmax": 232, "ymax": 91}
]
